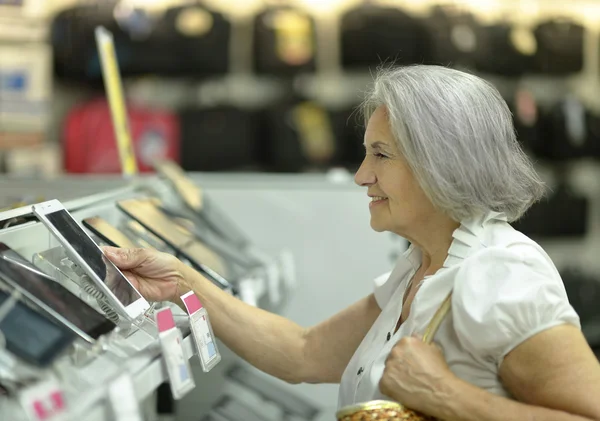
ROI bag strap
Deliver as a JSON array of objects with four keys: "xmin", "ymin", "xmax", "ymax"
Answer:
[{"xmin": 422, "ymin": 291, "xmax": 453, "ymax": 345}]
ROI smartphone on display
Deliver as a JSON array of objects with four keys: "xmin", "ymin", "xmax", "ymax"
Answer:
[
  {"xmin": 116, "ymin": 198, "xmax": 234, "ymax": 292},
  {"xmin": 0, "ymin": 243, "xmax": 116, "ymax": 343},
  {"xmin": 32, "ymin": 200, "xmax": 150, "ymax": 321},
  {"xmin": 154, "ymin": 160, "xmax": 249, "ymax": 249},
  {"xmin": 157, "ymin": 203, "xmax": 259, "ymax": 270},
  {"xmin": 0, "ymin": 288, "xmax": 76, "ymax": 367},
  {"xmin": 82, "ymin": 217, "xmax": 140, "ymax": 249},
  {"xmin": 124, "ymin": 221, "xmax": 166, "ymax": 250}
]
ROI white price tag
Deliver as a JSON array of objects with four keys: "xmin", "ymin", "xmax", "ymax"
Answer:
[
  {"xmin": 191, "ymin": 313, "xmax": 218, "ymax": 363},
  {"xmin": 155, "ymin": 307, "xmax": 195, "ymax": 400},
  {"xmin": 108, "ymin": 373, "xmax": 142, "ymax": 421},
  {"xmin": 181, "ymin": 291, "xmax": 221, "ymax": 373},
  {"xmin": 18, "ymin": 377, "xmax": 65, "ymax": 421},
  {"xmin": 160, "ymin": 330, "xmax": 195, "ymax": 399}
]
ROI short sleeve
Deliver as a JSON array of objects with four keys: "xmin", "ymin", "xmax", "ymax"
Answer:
[{"xmin": 453, "ymin": 246, "xmax": 580, "ymax": 366}]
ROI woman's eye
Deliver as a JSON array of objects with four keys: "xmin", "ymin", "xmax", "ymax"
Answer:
[{"xmin": 374, "ymin": 153, "xmax": 388, "ymax": 159}]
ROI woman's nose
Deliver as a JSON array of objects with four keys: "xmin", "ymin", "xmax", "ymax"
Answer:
[{"xmin": 354, "ymin": 158, "xmax": 376, "ymax": 186}]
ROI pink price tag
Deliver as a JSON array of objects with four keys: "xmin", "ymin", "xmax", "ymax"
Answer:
[
  {"xmin": 19, "ymin": 378, "xmax": 65, "ymax": 421},
  {"xmin": 155, "ymin": 307, "xmax": 176, "ymax": 333},
  {"xmin": 181, "ymin": 290, "xmax": 203, "ymax": 315},
  {"xmin": 33, "ymin": 401, "xmax": 47, "ymax": 420},
  {"xmin": 50, "ymin": 391, "xmax": 65, "ymax": 411}
]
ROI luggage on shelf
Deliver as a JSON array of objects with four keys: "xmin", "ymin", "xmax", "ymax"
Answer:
[
  {"xmin": 508, "ymin": 89, "xmax": 546, "ymax": 158},
  {"xmin": 533, "ymin": 19, "xmax": 584, "ymax": 75},
  {"xmin": 513, "ymin": 182, "xmax": 588, "ymax": 238},
  {"xmin": 63, "ymin": 98, "xmax": 179, "ymax": 173},
  {"xmin": 155, "ymin": 4, "xmax": 232, "ymax": 76},
  {"xmin": 329, "ymin": 106, "xmax": 364, "ymax": 169},
  {"xmin": 542, "ymin": 97, "xmax": 597, "ymax": 160},
  {"xmin": 340, "ymin": 4, "xmax": 430, "ymax": 69},
  {"xmin": 584, "ymin": 110, "xmax": 600, "ymax": 160},
  {"xmin": 424, "ymin": 5, "xmax": 480, "ymax": 69},
  {"xmin": 252, "ymin": 6, "xmax": 317, "ymax": 75},
  {"xmin": 51, "ymin": 3, "xmax": 231, "ymax": 81},
  {"xmin": 51, "ymin": 4, "xmax": 119, "ymax": 82},
  {"xmin": 560, "ymin": 268, "xmax": 600, "ymax": 349},
  {"xmin": 260, "ymin": 99, "xmax": 342, "ymax": 172},
  {"xmin": 473, "ymin": 23, "xmax": 537, "ymax": 76},
  {"xmin": 178, "ymin": 106, "xmax": 260, "ymax": 172}
]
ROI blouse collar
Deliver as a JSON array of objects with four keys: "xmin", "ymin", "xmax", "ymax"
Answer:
[
  {"xmin": 404, "ymin": 211, "xmax": 508, "ymax": 273},
  {"xmin": 443, "ymin": 211, "xmax": 507, "ymax": 269}
]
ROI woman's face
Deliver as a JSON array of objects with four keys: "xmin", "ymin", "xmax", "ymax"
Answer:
[{"xmin": 354, "ymin": 106, "xmax": 436, "ymax": 236}]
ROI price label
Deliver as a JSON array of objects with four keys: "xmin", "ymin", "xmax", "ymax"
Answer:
[
  {"xmin": 108, "ymin": 373, "xmax": 142, "ymax": 421},
  {"xmin": 18, "ymin": 377, "xmax": 65, "ymax": 421},
  {"xmin": 155, "ymin": 307, "xmax": 195, "ymax": 400}
]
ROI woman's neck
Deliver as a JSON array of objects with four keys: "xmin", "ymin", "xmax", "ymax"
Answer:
[{"xmin": 405, "ymin": 216, "xmax": 460, "ymax": 277}]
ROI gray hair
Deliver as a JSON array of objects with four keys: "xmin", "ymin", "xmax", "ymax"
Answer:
[{"xmin": 360, "ymin": 65, "xmax": 546, "ymax": 223}]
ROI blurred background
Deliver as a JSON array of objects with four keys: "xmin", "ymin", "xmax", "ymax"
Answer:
[
  {"xmin": 2, "ymin": 1, "xmax": 599, "ymax": 264},
  {"xmin": 2, "ymin": 0, "xmax": 600, "ymax": 418},
  {"xmin": 2, "ymin": 0, "xmax": 600, "ymax": 323}
]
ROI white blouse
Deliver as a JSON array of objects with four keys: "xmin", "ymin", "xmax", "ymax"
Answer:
[{"xmin": 338, "ymin": 211, "xmax": 581, "ymax": 409}]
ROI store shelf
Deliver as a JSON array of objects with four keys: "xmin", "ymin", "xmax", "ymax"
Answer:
[{"xmin": 64, "ymin": 333, "xmax": 195, "ymax": 421}]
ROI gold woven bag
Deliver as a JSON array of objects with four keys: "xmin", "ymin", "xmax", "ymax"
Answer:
[{"xmin": 336, "ymin": 292, "xmax": 453, "ymax": 421}]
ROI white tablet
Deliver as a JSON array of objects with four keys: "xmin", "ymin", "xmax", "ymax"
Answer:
[{"xmin": 32, "ymin": 200, "xmax": 150, "ymax": 321}]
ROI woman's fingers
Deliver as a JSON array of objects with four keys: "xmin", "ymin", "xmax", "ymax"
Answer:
[{"xmin": 102, "ymin": 246, "xmax": 150, "ymax": 270}]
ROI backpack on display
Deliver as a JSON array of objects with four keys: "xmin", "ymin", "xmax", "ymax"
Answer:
[
  {"xmin": 533, "ymin": 19, "xmax": 584, "ymax": 75},
  {"xmin": 340, "ymin": 4, "xmax": 431, "ymax": 69},
  {"xmin": 178, "ymin": 106, "xmax": 260, "ymax": 172},
  {"xmin": 63, "ymin": 98, "xmax": 179, "ymax": 173},
  {"xmin": 51, "ymin": 3, "xmax": 232, "ymax": 81},
  {"xmin": 473, "ymin": 23, "xmax": 537, "ymax": 76},
  {"xmin": 424, "ymin": 5, "xmax": 480, "ymax": 69},
  {"xmin": 252, "ymin": 6, "xmax": 317, "ymax": 75}
]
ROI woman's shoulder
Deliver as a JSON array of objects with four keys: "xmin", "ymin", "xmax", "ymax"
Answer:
[
  {"xmin": 457, "ymin": 211, "xmax": 558, "ymax": 277},
  {"xmin": 454, "ymin": 221, "xmax": 567, "ymax": 316},
  {"xmin": 451, "ymin": 226, "xmax": 580, "ymax": 364}
]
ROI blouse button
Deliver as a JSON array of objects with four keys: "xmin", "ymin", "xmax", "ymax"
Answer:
[
  {"xmin": 357, "ymin": 367, "xmax": 364, "ymax": 376},
  {"xmin": 386, "ymin": 332, "xmax": 391, "ymax": 341}
]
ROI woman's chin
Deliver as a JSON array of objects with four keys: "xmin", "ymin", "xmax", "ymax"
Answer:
[{"xmin": 369, "ymin": 219, "xmax": 387, "ymax": 232}]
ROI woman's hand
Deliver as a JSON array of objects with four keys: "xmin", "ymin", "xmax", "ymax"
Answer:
[
  {"xmin": 102, "ymin": 246, "xmax": 189, "ymax": 303},
  {"xmin": 379, "ymin": 336, "xmax": 457, "ymax": 414}
]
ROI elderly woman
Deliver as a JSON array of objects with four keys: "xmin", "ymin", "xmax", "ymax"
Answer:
[{"xmin": 105, "ymin": 65, "xmax": 600, "ymax": 420}]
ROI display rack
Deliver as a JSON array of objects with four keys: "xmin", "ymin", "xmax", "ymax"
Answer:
[
  {"xmin": 0, "ymin": 172, "xmax": 400, "ymax": 420},
  {"xmin": 0, "ymin": 177, "xmax": 269, "ymax": 421}
]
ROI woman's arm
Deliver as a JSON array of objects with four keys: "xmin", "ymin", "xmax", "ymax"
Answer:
[
  {"xmin": 181, "ymin": 262, "xmax": 381, "ymax": 384},
  {"xmin": 383, "ymin": 325, "xmax": 600, "ymax": 421}
]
